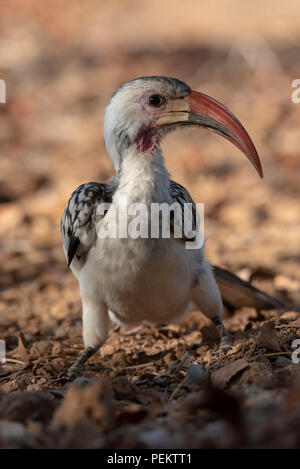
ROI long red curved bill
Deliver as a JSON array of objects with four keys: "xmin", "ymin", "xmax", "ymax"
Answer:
[{"xmin": 189, "ymin": 90, "xmax": 263, "ymax": 178}]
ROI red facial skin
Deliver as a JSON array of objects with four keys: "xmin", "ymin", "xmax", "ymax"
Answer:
[
  {"xmin": 135, "ymin": 125, "xmax": 158, "ymax": 153},
  {"xmin": 135, "ymin": 89, "xmax": 263, "ymax": 179}
]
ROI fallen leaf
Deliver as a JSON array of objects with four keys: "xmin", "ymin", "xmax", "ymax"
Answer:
[
  {"xmin": 17, "ymin": 333, "xmax": 31, "ymax": 364},
  {"xmin": 258, "ymin": 321, "xmax": 281, "ymax": 352},
  {"xmin": 211, "ymin": 359, "xmax": 249, "ymax": 389}
]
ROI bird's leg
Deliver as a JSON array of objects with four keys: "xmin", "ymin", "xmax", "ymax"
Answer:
[
  {"xmin": 59, "ymin": 345, "xmax": 100, "ymax": 380},
  {"xmin": 211, "ymin": 315, "xmax": 232, "ymax": 354},
  {"xmin": 59, "ymin": 290, "xmax": 109, "ymax": 379},
  {"xmin": 191, "ymin": 260, "xmax": 232, "ymax": 356}
]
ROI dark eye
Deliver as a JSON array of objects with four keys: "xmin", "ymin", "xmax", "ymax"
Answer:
[{"xmin": 148, "ymin": 94, "xmax": 165, "ymax": 107}]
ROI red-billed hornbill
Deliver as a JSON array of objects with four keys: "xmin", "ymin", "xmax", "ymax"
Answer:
[{"xmin": 60, "ymin": 76, "xmax": 270, "ymax": 378}]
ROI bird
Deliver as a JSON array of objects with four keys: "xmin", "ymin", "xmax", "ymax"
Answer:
[{"xmin": 60, "ymin": 76, "xmax": 275, "ymax": 379}]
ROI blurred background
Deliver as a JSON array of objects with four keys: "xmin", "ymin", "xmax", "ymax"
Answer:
[{"xmin": 0, "ymin": 0, "xmax": 299, "ymax": 314}]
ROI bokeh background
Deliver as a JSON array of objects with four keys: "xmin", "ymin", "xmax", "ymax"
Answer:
[
  {"xmin": 0, "ymin": 0, "xmax": 300, "ymax": 448},
  {"xmin": 0, "ymin": 0, "xmax": 299, "ymax": 290}
]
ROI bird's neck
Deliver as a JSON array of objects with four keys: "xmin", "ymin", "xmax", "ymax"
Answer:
[{"xmin": 115, "ymin": 146, "xmax": 171, "ymax": 204}]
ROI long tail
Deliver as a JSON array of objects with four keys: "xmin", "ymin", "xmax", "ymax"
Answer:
[{"xmin": 213, "ymin": 265, "xmax": 284, "ymax": 311}]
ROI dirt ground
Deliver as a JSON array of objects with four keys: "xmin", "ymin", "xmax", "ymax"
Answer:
[{"xmin": 0, "ymin": 1, "xmax": 300, "ymax": 449}]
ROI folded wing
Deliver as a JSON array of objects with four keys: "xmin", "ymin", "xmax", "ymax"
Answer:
[{"xmin": 61, "ymin": 182, "xmax": 112, "ymax": 277}]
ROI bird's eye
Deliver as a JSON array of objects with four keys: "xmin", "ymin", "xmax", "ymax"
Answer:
[{"xmin": 148, "ymin": 94, "xmax": 165, "ymax": 107}]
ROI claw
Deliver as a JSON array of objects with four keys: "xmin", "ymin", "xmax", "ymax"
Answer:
[
  {"xmin": 57, "ymin": 371, "xmax": 68, "ymax": 380},
  {"xmin": 58, "ymin": 345, "xmax": 99, "ymax": 380},
  {"xmin": 220, "ymin": 338, "xmax": 233, "ymax": 355},
  {"xmin": 58, "ymin": 367, "xmax": 82, "ymax": 380},
  {"xmin": 212, "ymin": 344, "xmax": 232, "ymax": 359},
  {"xmin": 211, "ymin": 325, "xmax": 233, "ymax": 358}
]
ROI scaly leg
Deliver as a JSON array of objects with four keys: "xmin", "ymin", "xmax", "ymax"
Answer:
[{"xmin": 59, "ymin": 283, "xmax": 109, "ymax": 379}]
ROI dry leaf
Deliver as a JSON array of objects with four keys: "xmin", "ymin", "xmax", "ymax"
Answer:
[
  {"xmin": 211, "ymin": 359, "xmax": 249, "ymax": 389},
  {"xmin": 17, "ymin": 333, "xmax": 31, "ymax": 364},
  {"xmin": 258, "ymin": 321, "xmax": 281, "ymax": 352}
]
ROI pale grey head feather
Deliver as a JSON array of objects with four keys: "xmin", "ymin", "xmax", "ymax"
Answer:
[{"xmin": 103, "ymin": 76, "xmax": 190, "ymax": 173}]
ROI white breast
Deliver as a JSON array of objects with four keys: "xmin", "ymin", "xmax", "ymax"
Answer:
[{"xmin": 80, "ymin": 148, "xmax": 198, "ymax": 326}]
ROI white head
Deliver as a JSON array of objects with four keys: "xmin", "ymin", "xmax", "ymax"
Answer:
[{"xmin": 103, "ymin": 76, "xmax": 263, "ymax": 177}]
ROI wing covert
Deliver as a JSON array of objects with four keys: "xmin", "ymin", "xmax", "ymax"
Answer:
[
  {"xmin": 60, "ymin": 182, "xmax": 110, "ymax": 270},
  {"xmin": 169, "ymin": 180, "xmax": 198, "ymax": 241}
]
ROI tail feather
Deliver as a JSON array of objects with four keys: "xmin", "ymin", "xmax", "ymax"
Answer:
[{"xmin": 213, "ymin": 265, "xmax": 284, "ymax": 311}]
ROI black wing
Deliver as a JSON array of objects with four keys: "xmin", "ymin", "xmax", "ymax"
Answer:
[
  {"xmin": 169, "ymin": 180, "xmax": 198, "ymax": 241},
  {"xmin": 61, "ymin": 182, "xmax": 113, "ymax": 273}
]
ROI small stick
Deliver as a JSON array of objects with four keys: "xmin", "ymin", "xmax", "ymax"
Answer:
[
  {"xmin": 60, "ymin": 342, "xmax": 83, "ymax": 350},
  {"xmin": 123, "ymin": 361, "xmax": 155, "ymax": 370},
  {"xmin": 2, "ymin": 358, "xmax": 26, "ymax": 365},
  {"xmin": 264, "ymin": 351, "xmax": 291, "ymax": 357}
]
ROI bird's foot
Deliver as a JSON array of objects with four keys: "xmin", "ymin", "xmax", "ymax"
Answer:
[
  {"xmin": 58, "ymin": 366, "xmax": 82, "ymax": 381},
  {"xmin": 210, "ymin": 315, "xmax": 233, "ymax": 358},
  {"xmin": 212, "ymin": 336, "xmax": 233, "ymax": 358},
  {"xmin": 58, "ymin": 345, "xmax": 99, "ymax": 380},
  {"xmin": 220, "ymin": 336, "xmax": 233, "ymax": 355}
]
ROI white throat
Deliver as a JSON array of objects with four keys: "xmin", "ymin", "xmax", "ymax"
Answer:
[{"xmin": 115, "ymin": 146, "xmax": 171, "ymax": 205}]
